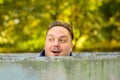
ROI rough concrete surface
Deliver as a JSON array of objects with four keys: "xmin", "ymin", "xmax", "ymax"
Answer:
[{"xmin": 0, "ymin": 52, "xmax": 120, "ymax": 80}]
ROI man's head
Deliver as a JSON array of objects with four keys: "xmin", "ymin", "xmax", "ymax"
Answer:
[{"xmin": 44, "ymin": 21, "xmax": 74, "ymax": 56}]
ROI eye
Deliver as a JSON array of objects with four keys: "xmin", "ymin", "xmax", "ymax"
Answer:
[
  {"xmin": 59, "ymin": 38, "xmax": 67, "ymax": 43},
  {"xmin": 48, "ymin": 37, "xmax": 54, "ymax": 42}
]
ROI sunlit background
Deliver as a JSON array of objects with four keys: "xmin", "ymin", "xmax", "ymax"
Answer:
[{"xmin": 0, "ymin": 0, "xmax": 120, "ymax": 53}]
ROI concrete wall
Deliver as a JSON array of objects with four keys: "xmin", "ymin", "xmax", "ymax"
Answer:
[{"xmin": 0, "ymin": 53, "xmax": 120, "ymax": 80}]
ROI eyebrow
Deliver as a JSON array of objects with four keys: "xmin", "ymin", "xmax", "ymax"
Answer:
[
  {"xmin": 47, "ymin": 34, "xmax": 54, "ymax": 37},
  {"xmin": 47, "ymin": 34, "xmax": 68, "ymax": 38}
]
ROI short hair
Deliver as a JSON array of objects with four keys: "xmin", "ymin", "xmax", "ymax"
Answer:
[{"xmin": 47, "ymin": 21, "xmax": 74, "ymax": 40}]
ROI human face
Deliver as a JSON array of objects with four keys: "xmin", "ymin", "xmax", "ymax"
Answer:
[{"xmin": 44, "ymin": 26, "xmax": 73, "ymax": 56}]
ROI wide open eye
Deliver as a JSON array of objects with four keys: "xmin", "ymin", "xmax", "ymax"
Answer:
[
  {"xmin": 48, "ymin": 37, "xmax": 54, "ymax": 42},
  {"xmin": 59, "ymin": 38, "xmax": 67, "ymax": 43}
]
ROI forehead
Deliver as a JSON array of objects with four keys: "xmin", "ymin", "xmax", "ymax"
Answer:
[{"xmin": 47, "ymin": 26, "xmax": 70, "ymax": 37}]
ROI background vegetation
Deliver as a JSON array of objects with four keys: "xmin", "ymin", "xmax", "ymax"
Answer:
[{"xmin": 0, "ymin": 0, "xmax": 120, "ymax": 53}]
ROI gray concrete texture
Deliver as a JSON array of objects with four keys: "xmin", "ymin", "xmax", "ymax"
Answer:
[{"xmin": 0, "ymin": 52, "xmax": 120, "ymax": 80}]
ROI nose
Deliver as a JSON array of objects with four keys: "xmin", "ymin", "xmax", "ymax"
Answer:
[{"xmin": 53, "ymin": 39, "xmax": 59, "ymax": 47}]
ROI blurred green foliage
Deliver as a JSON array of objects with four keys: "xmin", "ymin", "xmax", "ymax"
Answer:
[{"xmin": 0, "ymin": 0, "xmax": 120, "ymax": 53}]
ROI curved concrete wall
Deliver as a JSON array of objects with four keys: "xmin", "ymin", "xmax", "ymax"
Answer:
[{"xmin": 0, "ymin": 53, "xmax": 120, "ymax": 80}]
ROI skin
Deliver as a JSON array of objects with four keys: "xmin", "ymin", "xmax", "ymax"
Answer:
[{"xmin": 44, "ymin": 26, "xmax": 73, "ymax": 56}]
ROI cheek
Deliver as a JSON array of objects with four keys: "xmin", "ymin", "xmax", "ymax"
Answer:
[
  {"xmin": 62, "ymin": 43, "xmax": 72, "ymax": 50},
  {"xmin": 45, "ymin": 44, "xmax": 50, "ymax": 49},
  {"xmin": 45, "ymin": 42, "xmax": 50, "ymax": 49},
  {"xmin": 45, "ymin": 40, "xmax": 54, "ymax": 50}
]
